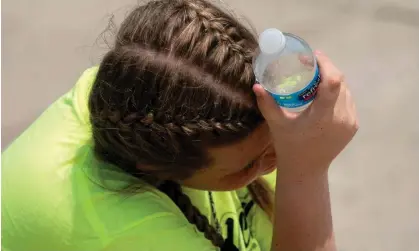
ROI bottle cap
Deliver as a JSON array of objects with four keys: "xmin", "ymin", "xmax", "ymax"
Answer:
[{"xmin": 259, "ymin": 28, "xmax": 286, "ymax": 55}]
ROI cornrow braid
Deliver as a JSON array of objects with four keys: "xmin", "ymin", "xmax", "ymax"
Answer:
[
  {"xmin": 101, "ymin": 110, "xmax": 249, "ymax": 139},
  {"xmin": 89, "ymin": 0, "xmax": 273, "ymax": 249},
  {"xmin": 184, "ymin": 0, "xmax": 251, "ymax": 57},
  {"xmin": 164, "ymin": 0, "xmax": 256, "ymax": 85},
  {"xmin": 159, "ymin": 181, "xmax": 225, "ymax": 247}
]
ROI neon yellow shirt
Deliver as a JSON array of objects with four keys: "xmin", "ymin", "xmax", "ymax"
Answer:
[{"xmin": 2, "ymin": 68, "xmax": 275, "ymax": 251}]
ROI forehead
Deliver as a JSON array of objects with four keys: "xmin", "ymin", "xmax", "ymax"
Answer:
[{"xmin": 208, "ymin": 123, "xmax": 271, "ymax": 171}]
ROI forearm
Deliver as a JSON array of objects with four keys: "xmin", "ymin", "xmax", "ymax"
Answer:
[{"xmin": 271, "ymin": 168, "xmax": 336, "ymax": 251}]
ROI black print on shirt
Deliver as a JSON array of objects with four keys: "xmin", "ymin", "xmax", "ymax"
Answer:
[
  {"xmin": 221, "ymin": 218, "xmax": 239, "ymax": 251},
  {"xmin": 220, "ymin": 200, "xmax": 257, "ymax": 251}
]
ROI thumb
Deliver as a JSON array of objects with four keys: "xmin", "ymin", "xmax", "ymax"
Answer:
[{"xmin": 253, "ymin": 83, "xmax": 288, "ymax": 122}]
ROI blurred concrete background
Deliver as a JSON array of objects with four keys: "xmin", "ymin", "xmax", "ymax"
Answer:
[{"xmin": 2, "ymin": 0, "xmax": 419, "ymax": 250}]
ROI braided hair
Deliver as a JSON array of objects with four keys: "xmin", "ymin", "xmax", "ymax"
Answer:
[{"xmin": 89, "ymin": 0, "xmax": 273, "ymax": 248}]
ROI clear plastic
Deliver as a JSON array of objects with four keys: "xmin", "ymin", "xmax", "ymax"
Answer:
[{"xmin": 254, "ymin": 29, "xmax": 320, "ymax": 112}]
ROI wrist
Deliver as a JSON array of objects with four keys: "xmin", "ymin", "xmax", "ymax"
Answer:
[{"xmin": 276, "ymin": 161, "xmax": 330, "ymax": 183}]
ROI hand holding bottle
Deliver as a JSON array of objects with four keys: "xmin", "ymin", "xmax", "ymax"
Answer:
[{"xmin": 253, "ymin": 51, "xmax": 359, "ymax": 174}]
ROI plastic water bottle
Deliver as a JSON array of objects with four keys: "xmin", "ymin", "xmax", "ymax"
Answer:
[{"xmin": 253, "ymin": 28, "xmax": 320, "ymax": 112}]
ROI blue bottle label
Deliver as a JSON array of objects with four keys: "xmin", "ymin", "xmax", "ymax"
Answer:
[{"xmin": 268, "ymin": 65, "xmax": 321, "ymax": 108}]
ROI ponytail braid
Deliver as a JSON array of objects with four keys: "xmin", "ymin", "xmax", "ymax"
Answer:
[{"xmin": 159, "ymin": 181, "xmax": 225, "ymax": 248}]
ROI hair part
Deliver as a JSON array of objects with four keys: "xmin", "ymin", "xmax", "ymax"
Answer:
[{"xmin": 89, "ymin": 0, "xmax": 273, "ymax": 248}]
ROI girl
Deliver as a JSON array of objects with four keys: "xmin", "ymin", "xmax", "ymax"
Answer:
[{"xmin": 2, "ymin": 0, "xmax": 358, "ymax": 250}]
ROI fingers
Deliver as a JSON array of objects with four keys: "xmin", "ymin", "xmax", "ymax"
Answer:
[
  {"xmin": 316, "ymin": 51, "xmax": 344, "ymax": 91},
  {"xmin": 298, "ymin": 54, "xmax": 314, "ymax": 67},
  {"xmin": 253, "ymin": 83, "xmax": 290, "ymax": 123},
  {"xmin": 311, "ymin": 51, "xmax": 345, "ymax": 109},
  {"xmin": 343, "ymin": 82, "xmax": 360, "ymax": 130},
  {"xmin": 254, "ymin": 51, "xmax": 347, "ymax": 122}
]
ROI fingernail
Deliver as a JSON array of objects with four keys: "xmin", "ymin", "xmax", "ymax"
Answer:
[{"xmin": 315, "ymin": 50, "xmax": 322, "ymax": 55}]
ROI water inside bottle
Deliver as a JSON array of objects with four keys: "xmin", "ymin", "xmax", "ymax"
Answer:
[{"xmin": 261, "ymin": 52, "xmax": 316, "ymax": 95}]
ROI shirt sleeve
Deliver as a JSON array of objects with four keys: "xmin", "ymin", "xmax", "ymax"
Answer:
[{"xmin": 102, "ymin": 213, "xmax": 219, "ymax": 251}]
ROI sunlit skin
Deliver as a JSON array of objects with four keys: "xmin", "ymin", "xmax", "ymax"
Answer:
[{"xmin": 181, "ymin": 123, "xmax": 277, "ymax": 191}]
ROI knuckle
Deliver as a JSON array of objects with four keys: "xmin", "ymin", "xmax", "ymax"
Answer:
[
  {"xmin": 342, "ymin": 115, "xmax": 359, "ymax": 132},
  {"xmin": 348, "ymin": 118, "xmax": 360, "ymax": 135},
  {"xmin": 354, "ymin": 119, "xmax": 360, "ymax": 131},
  {"xmin": 327, "ymin": 73, "xmax": 344, "ymax": 85}
]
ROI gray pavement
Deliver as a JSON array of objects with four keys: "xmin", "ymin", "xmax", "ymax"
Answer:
[{"xmin": 2, "ymin": 0, "xmax": 419, "ymax": 250}]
